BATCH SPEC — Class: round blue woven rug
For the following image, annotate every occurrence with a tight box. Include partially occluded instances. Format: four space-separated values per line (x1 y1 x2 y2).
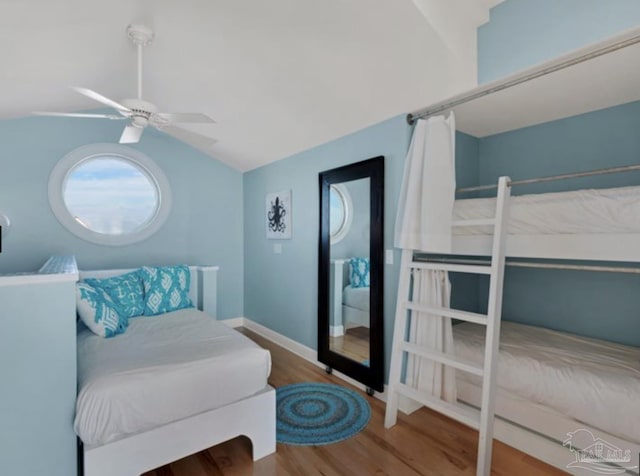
276 382 371 446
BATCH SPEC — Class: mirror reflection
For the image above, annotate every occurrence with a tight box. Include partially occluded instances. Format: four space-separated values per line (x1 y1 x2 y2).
329 179 370 366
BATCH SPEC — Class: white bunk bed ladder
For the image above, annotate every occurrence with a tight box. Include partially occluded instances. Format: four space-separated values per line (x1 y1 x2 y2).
384 176 511 476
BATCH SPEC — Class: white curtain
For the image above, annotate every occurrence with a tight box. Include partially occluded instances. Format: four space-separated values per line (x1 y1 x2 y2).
405 269 456 403
394 113 457 403
394 114 456 253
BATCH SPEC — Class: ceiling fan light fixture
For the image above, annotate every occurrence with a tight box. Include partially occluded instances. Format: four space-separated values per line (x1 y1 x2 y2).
33 23 217 148
126 24 154 47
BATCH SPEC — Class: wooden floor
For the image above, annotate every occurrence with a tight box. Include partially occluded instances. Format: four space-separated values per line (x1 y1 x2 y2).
143 328 568 476
329 326 370 363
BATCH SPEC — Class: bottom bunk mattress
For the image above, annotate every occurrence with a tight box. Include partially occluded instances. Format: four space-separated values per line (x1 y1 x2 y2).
75 308 271 446
452 321 640 443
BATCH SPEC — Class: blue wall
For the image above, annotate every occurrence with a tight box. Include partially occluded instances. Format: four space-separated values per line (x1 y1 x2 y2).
478 0 640 83
476 101 640 347
243 116 410 376
476 0 640 347
0 116 244 319
243 116 479 379
0 280 77 476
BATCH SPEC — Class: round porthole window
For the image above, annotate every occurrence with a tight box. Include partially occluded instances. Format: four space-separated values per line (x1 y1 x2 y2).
49 144 171 246
329 184 353 244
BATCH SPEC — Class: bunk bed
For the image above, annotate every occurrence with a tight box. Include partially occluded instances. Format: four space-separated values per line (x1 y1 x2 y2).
386 26 640 476
447 175 640 473
410 171 640 476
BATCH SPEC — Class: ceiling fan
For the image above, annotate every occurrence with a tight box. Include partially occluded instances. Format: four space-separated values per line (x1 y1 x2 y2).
34 24 217 149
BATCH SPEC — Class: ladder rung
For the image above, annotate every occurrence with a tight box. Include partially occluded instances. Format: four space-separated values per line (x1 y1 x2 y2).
452 218 495 227
395 383 480 430
404 302 488 326
399 342 484 376
411 261 492 275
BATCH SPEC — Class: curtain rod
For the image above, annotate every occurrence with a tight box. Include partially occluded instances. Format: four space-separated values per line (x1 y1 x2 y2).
456 163 640 193
407 28 640 125
415 257 640 275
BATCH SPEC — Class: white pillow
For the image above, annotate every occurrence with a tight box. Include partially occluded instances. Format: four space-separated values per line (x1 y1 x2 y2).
76 282 128 338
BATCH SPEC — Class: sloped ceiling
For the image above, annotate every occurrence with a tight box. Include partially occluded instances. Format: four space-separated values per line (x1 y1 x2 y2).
1 0 496 171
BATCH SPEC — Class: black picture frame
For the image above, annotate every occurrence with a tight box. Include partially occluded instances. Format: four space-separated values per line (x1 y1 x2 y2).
318 156 384 392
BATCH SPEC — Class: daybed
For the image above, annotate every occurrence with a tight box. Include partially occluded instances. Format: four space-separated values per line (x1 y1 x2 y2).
330 258 370 336
76 265 275 476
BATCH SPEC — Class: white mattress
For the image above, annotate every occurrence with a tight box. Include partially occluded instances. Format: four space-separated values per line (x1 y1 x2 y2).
75 309 271 446
454 185 640 235
342 285 369 312
453 321 640 443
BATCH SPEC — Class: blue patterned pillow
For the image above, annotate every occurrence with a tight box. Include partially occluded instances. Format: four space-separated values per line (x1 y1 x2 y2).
85 270 145 318
76 283 128 338
349 257 370 288
140 265 193 316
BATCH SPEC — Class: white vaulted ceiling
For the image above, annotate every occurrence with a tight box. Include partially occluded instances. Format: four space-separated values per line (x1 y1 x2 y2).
1 0 499 171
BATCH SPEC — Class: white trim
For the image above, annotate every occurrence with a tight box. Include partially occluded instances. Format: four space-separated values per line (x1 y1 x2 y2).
0 255 79 287
241 318 393 402
458 380 640 474
83 386 276 476
220 317 245 328
240 318 453 412
447 232 640 263
242 318 317 363
0 273 78 287
48 143 172 246
329 325 344 337
329 184 353 245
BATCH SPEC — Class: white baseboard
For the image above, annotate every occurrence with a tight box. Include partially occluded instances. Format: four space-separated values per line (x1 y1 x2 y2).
219 317 245 328
329 325 344 337
241 318 317 363
238 317 395 404
231 317 420 414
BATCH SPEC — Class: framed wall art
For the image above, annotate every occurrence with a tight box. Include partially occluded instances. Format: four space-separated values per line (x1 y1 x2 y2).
266 190 292 239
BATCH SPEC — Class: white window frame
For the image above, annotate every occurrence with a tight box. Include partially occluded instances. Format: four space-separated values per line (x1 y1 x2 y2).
48 143 172 246
330 184 353 245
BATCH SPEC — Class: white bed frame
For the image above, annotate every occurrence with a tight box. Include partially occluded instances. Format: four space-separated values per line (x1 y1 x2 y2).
450 232 640 262
457 380 640 475
431 192 640 474
77 265 276 476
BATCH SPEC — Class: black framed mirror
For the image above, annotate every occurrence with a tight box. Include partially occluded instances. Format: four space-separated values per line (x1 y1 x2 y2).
318 156 384 393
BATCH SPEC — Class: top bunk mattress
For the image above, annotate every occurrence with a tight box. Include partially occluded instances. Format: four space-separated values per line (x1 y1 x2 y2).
453 185 640 235
453 321 640 443
75 308 271 446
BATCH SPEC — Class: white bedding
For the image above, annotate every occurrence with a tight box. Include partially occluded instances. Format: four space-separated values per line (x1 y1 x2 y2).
454 185 640 235
75 309 271 446
342 285 369 312
453 321 640 443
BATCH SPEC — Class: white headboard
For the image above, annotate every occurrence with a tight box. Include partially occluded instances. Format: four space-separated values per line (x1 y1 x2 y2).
78 265 219 318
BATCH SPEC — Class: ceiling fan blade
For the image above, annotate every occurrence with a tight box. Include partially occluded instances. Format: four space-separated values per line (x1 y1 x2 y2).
73 87 131 114
158 125 217 150
155 112 216 124
33 112 126 120
119 125 144 144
